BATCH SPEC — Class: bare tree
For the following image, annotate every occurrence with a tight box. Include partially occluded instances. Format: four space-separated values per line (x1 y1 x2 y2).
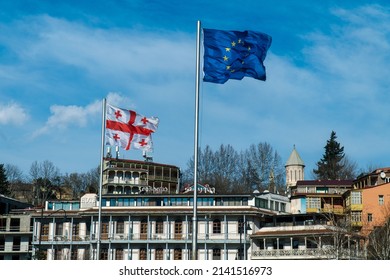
182 142 284 194
366 202 390 259
367 218 390 259
311 213 365 259
243 142 284 193
29 160 60 206
4 164 24 197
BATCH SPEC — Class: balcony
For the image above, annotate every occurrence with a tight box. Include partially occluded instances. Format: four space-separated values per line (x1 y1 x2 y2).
251 248 361 260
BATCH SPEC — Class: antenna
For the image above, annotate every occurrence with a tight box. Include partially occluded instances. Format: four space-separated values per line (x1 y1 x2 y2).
143 150 153 162
106 146 112 158
115 146 119 159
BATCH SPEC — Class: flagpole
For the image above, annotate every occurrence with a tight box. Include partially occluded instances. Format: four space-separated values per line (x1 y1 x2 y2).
97 98 106 260
192 20 201 260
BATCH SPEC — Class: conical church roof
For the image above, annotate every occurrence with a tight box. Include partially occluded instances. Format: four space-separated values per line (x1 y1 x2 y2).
285 145 305 167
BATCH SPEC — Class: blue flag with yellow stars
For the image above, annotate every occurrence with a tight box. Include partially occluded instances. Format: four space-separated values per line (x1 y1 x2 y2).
203 28 272 84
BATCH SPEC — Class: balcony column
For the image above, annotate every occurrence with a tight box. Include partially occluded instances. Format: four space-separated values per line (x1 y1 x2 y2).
224 214 227 260
290 237 293 250
147 215 150 260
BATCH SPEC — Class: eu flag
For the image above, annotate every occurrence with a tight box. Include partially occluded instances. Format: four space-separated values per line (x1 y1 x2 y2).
203 29 272 84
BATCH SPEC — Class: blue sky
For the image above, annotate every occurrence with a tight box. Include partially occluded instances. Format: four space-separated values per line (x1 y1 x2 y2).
1 0 390 179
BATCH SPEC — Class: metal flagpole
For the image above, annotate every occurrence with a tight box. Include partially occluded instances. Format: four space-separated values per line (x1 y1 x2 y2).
192 20 201 260
97 98 107 260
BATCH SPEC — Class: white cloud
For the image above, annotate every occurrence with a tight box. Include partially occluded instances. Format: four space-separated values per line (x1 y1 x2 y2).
32 92 135 138
0 102 29 125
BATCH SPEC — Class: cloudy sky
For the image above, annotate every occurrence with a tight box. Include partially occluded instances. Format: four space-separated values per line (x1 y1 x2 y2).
1 0 390 179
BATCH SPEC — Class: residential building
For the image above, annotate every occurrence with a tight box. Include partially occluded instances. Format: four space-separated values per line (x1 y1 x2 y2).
345 168 390 236
251 213 365 260
29 158 275 260
290 179 353 215
0 195 33 260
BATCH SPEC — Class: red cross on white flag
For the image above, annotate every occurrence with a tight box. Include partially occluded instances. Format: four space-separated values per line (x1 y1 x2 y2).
105 103 159 151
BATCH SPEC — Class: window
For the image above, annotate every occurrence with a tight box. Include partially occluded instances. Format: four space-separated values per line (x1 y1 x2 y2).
115 249 123 260
41 223 49 241
213 219 221 234
351 212 362 222
368 213 373 222
213 248 221 260
0 218 6 231
256 198 268 209
351 192 362 204
72 223 80 240
280 203 286 212
101 222 109 240
55 249 63 260
379 195 384 205
155 248 164 260
10 218 20 232
155 219 164 234
139 248 147 260
174 248 182 260
174 220 182 240
140 220 148 240
0 237 5 251
71 249 78 260
307 197 321 209
100 249 109 260
116 219 125 234
12 236 21 251
55 222 63 237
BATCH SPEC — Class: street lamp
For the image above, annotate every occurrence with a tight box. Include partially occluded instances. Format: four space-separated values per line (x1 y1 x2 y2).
239 219 252 260
36 208 67 260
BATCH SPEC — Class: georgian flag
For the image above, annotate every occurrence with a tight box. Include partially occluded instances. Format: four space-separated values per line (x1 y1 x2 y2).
105 103 159 151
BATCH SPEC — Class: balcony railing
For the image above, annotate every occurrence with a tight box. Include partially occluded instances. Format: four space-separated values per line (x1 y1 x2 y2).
34 233 251 243
252 248 361 260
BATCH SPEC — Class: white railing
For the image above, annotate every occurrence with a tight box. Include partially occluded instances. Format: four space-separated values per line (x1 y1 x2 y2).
252 248 361 260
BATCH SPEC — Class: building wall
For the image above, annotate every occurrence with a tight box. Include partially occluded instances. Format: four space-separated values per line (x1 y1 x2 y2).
361 182 390 235
31 207 257 260
0 214 32 260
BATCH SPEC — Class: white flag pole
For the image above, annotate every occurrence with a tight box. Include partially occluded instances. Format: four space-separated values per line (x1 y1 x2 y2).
192 20 202 260
97 98 107 260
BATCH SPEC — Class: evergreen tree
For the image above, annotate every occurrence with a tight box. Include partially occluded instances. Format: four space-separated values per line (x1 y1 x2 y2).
313 131 346 180
0 164 10 196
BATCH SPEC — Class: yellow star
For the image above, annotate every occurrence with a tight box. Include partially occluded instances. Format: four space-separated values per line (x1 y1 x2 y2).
231 41 236 47
225 47 231 52
238 38 242 44
223 55 229 61
226 65 231 70
248 46 251 51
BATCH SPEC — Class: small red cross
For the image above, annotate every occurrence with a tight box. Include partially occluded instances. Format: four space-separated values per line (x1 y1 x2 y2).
113 133 120 141
138 138 148 146
141 117 148 125
114 110 122 119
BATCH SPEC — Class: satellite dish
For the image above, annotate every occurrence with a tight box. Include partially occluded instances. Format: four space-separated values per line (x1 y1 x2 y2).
380 171 386 179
